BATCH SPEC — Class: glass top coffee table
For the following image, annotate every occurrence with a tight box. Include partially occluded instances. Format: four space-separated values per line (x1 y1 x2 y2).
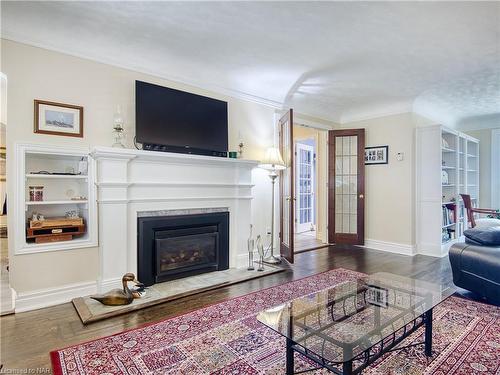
256 272 454 375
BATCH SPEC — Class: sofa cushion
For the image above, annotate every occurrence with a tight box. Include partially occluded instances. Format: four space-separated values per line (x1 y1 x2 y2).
464 226 500 246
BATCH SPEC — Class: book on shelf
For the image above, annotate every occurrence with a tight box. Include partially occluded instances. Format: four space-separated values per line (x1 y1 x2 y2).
442 205 455 227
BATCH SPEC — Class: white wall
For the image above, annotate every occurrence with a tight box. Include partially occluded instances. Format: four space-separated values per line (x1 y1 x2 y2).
1 39 282 293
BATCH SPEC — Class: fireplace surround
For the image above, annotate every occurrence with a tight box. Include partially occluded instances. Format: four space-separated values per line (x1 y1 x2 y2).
91 146 258 292
138 212 229 286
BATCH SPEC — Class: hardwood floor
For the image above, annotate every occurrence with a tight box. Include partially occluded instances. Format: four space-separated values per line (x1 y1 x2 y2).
0 245 453 370
294 231 328 252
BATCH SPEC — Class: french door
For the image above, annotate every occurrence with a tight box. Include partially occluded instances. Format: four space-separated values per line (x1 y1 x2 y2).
279 109 294 263
295 143 314 233
328 129 365 245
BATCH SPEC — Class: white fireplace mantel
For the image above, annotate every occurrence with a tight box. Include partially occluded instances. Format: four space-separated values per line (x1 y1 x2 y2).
91 147 259 291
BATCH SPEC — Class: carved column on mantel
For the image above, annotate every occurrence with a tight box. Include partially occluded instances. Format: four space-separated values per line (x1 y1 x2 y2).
91 149 136 291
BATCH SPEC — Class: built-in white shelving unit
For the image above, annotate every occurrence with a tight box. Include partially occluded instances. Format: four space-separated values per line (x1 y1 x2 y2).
416 125 479 257
14 143 97 254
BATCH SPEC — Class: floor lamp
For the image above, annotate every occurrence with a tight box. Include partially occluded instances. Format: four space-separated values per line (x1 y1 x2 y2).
259 147 286 264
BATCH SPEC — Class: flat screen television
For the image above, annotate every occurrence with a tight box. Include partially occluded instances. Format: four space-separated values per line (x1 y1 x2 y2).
136 80 228 157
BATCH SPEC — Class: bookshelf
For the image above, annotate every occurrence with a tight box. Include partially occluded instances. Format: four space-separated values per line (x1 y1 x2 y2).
416 125 479 257
14 143 97 254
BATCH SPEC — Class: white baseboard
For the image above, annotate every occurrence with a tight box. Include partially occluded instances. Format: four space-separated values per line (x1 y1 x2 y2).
416 243 450 258
363 239 417 256
15 281 97 313
98 277 123 292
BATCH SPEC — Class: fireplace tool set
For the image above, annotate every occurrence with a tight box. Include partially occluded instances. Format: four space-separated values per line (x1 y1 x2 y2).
247 224 266 272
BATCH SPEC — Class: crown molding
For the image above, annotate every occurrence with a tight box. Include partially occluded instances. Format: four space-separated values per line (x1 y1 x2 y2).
2 35 284 109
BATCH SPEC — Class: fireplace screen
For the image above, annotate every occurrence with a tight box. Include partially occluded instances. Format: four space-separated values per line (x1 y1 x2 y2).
156 232 218 273
138 212 229 286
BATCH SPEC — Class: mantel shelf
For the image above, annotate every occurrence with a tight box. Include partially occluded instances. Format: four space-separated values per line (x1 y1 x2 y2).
91 146 259 168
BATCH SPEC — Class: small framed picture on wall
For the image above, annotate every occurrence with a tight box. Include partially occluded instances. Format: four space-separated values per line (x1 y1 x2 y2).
365 145 388 165
34 100 83 138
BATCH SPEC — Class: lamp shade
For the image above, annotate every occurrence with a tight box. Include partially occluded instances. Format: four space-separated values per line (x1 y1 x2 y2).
260 147 286 170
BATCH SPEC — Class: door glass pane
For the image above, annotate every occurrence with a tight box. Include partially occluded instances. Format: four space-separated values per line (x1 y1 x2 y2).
336 137 342 155
343 137 350 155
334 135 359 236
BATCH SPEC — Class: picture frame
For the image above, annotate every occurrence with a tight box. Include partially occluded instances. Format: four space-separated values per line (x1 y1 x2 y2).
365 145 388 165
34 100 83 138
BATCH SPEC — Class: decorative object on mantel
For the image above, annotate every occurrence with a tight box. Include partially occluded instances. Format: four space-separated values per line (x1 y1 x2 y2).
34 99 83 138
112 105 126 148
90 273 144 306
247 224 255 271
365 145 389 165
256 234 265 271
259 147 286 264
238 130 244 158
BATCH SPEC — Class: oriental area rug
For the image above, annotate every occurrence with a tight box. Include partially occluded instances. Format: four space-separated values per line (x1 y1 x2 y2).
51 268 500 375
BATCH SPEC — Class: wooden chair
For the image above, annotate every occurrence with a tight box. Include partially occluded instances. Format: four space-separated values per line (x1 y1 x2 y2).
460 194 500 228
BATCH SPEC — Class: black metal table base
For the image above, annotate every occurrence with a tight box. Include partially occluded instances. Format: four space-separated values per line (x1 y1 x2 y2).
285 309 433 375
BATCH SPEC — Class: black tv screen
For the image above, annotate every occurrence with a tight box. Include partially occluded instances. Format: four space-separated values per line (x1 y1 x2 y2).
135 81 228 154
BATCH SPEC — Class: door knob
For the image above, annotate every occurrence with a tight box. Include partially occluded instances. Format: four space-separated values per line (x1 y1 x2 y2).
359 194 364 199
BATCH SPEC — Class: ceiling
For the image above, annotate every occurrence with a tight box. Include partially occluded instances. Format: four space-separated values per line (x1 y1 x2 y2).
2 1 499 125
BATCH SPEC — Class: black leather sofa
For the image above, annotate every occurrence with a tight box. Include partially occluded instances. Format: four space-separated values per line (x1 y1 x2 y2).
449 242 500 305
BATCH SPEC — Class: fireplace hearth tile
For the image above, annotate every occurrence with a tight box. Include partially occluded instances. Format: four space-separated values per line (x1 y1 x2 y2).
72 265 286 324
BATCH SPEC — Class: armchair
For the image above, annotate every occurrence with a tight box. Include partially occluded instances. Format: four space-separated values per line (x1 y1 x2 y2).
460 194 500 228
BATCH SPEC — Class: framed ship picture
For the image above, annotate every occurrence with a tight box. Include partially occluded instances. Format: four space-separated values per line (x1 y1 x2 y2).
34 100 83 138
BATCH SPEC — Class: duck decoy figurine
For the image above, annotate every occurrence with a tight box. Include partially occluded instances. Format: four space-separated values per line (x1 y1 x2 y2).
90 273 142 306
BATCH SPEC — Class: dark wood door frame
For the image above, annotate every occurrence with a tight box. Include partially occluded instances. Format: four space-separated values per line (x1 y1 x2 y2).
328 129 365 245
279 109 294 263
